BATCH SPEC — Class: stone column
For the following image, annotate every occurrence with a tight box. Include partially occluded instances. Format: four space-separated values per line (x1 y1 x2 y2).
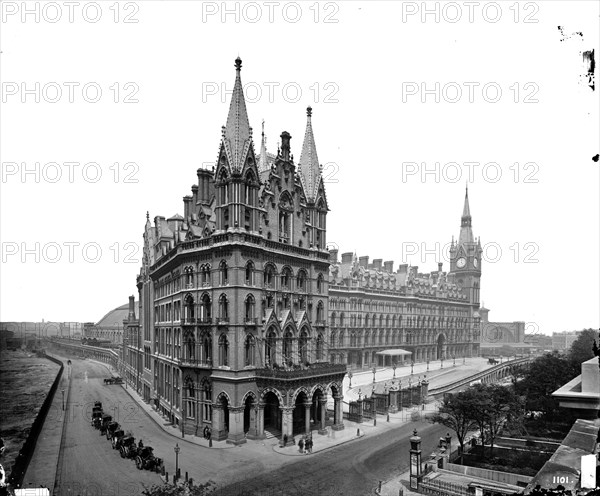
226 406 246 445
318 398 328 434
251 402 266 439
212 404 227 441
303 402 312 434
280 406 295 446
332 395 344 431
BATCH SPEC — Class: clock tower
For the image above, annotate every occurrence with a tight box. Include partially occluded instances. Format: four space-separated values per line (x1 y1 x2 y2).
449 186 482 305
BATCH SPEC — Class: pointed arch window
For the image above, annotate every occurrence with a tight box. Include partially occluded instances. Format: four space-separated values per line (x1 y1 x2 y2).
200 264 211 286
218 294 229 322
219 260 228 285
245 261 254 286
264 264 275 289
245 294 255 322
316 301 324 323
265 328 277 366
244 334 255 366
202 379 212 421
316 333 324 361
200 331 212 364
184 294 195 323
316 273 324 293
218 334 229 366
281 267 292 291
296 270 307 292
184 376 195 420
184 266 194 289
330 331 337 348
299 329 309 364
283 329 294 365
200 294 211 323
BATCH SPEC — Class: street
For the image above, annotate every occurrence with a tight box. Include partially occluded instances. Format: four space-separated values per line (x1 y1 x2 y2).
51 354 449 495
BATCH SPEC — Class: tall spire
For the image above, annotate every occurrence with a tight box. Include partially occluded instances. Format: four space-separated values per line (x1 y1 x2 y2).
223 57 252 172
258 119 270 172
298 106 321 201
458 185 474 245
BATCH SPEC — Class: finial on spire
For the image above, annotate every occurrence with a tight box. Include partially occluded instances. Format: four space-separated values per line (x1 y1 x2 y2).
235 56 242 71
262 119 265 137
307 106 312 117
146 211 149 220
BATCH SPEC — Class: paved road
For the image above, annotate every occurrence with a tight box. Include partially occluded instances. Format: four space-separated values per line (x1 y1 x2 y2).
52 354 451 495
214 421 449 496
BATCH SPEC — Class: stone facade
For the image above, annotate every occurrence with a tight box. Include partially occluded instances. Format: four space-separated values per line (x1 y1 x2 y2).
123 58 344 445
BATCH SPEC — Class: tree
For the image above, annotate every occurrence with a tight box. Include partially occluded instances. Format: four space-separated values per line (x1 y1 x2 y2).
483 384 523 457
568 328 598 367
430 389 480 463
514 353 578 421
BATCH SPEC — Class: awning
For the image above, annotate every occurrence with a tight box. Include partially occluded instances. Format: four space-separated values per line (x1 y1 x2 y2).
375 349 412 356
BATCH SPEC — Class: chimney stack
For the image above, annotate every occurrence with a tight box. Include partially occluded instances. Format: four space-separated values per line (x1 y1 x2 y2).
329 248 339 264
359 256 369 268
280 131 292 162
341 252 353 264
373 259 383 270
438 262 443 272
128 295 136 321
384 260 394 272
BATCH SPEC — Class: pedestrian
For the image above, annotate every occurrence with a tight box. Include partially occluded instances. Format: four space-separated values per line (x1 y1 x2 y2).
307 437 312 453
207 428 211 441
298 437 304 453
203 426 208 439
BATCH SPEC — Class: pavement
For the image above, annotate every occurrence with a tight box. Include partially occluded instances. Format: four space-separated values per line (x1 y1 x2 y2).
20 353 69 494
21 351 514 494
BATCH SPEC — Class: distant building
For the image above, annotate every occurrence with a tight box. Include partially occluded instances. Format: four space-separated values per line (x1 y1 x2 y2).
552 331 583 351
478 306 535 355
82 303 134 344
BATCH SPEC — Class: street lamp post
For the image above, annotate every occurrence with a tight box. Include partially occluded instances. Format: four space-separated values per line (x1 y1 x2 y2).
453 355 456 367
445 432 452 457
372 366 376 384
426 359 429 372
61 389 65 411
441 356 444 369
410 361 414 376
348 371 353 389
174 443 181 482
392 362 397 378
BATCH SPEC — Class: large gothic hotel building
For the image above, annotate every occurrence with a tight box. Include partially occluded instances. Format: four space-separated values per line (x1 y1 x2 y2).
122 58 482 445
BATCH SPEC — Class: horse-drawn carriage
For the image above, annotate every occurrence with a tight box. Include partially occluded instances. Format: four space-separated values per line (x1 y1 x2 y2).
105 421 120 440
111 429 125 449
91 407 103 428
99 414 113 435
135 446 163 472
119 436 137 458
104 377 124 385
488 357 499 365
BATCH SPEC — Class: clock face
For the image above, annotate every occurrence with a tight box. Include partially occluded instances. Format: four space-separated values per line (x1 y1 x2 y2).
474 258 478 268
456 257 466 268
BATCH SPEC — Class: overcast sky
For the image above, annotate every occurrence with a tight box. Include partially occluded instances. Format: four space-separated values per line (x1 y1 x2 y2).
1 1 598 336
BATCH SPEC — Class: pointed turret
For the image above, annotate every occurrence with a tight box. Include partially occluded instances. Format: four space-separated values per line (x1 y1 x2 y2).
298 106 321 201
223 57 252 172
458 184 474 245
258 119 270 172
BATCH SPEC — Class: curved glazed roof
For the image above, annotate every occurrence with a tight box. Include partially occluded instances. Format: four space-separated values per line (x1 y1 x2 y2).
96 301 136 328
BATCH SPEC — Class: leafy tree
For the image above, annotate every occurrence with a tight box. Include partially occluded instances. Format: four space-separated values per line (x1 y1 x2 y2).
430 388 481 462
514 353 578 421
142 480 215 496
568 328 599 368
483 384 523 457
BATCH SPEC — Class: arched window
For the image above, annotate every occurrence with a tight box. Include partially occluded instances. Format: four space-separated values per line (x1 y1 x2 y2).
339 312 345 327
339 330 345 347
316 333 324 361
185 266 194 289
330 331 337 349
200 264 211 286
299 328 309 364
245 294 255 322
184 376 195 420
184 294 195 323
202 379 212 421
218 294 229 322
278 192 292 243
296 270 307 292
218 334 229 366
330 311 336 327
184 330 196 363
316 301 324 323
264 264 275 289
200 294 211 322
265 328 277 366
281 267 292 291
283 329 294 365
200 331 212 364
244 334 255 366
245 261 254 285
316 274 324 293
219 260 228 285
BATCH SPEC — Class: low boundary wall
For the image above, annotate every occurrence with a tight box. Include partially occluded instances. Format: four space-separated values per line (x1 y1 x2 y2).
8 353 64 488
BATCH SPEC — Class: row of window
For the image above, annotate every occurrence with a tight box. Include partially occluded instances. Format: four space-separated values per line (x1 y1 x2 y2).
156 262 326 299
329 312 469 329
329 298 470 318
329 329 469 348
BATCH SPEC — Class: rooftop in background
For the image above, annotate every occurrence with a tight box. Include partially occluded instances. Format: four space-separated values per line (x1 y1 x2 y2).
95 302 137 328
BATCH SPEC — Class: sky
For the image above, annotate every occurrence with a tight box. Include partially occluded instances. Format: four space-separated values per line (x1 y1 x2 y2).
1 1 599 337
